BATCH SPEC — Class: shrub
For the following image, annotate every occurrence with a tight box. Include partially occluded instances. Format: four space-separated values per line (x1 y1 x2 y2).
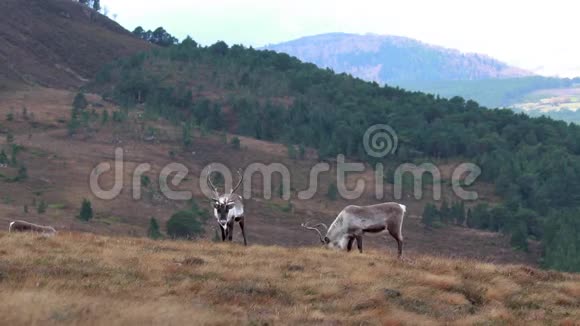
166 210 203 239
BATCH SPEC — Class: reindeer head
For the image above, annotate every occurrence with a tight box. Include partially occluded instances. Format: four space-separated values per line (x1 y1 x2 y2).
302 221 351 250
302 222 331 246
208 170 243 230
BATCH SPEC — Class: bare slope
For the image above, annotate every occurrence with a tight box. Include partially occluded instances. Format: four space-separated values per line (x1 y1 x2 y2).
0 0 151 90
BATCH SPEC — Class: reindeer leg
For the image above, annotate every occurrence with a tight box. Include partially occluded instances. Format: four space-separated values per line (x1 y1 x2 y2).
239 218 247 246
356 235 363 253
397 237 403 259
220 226 226 241
347 236 355 252
228 222 234 242
388 229 403 258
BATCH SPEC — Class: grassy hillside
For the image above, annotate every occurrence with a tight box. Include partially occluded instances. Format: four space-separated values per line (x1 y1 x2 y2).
0 87 538 266
91 40 580 272
0 232 578 325
0 0 151 90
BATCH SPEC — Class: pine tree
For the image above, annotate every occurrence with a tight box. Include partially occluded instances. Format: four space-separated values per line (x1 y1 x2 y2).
147 217 162 239
422 203 440 228
0 150 7 165
450 201 466 226
287 144 297 159
73 92 88 111
37 200 47 214
78 198 93 221
327 183 338 201
440 200 450 224
466 208 473 228
92 0 101 11
231 136 241 150
298 144 306 160
510 221 529 252
16 165 27 181
101 110 109 124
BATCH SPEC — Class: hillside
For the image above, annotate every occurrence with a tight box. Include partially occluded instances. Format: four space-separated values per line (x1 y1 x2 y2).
263 33 533 83
88 40 580 272
264 33 580 117
0 87 538 266
0 232 578 325
0 0 151 90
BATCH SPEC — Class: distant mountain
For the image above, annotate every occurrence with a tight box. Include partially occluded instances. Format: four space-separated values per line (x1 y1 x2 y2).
263 33 533 83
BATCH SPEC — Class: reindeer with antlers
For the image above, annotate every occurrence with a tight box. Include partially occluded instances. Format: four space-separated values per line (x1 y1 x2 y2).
302 202 406 258
207 170 247 245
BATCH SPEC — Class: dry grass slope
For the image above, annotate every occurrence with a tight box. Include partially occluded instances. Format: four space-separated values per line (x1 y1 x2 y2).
0 232 578 325
0 0 151 90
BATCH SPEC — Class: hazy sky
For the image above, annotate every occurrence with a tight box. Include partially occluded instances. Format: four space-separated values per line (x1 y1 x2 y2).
101 0 579 77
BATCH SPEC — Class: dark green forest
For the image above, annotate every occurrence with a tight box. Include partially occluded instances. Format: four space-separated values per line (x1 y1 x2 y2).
92 38 580 272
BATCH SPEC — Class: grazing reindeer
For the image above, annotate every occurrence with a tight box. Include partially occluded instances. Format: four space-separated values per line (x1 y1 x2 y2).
208 170 247 245
302 202 406 258
9 220 57 236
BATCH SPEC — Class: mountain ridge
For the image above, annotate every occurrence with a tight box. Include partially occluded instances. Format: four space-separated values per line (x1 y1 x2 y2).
263 32 534 83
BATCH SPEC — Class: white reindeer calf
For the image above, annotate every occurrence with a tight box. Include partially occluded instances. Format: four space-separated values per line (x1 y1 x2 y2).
303 202 406 258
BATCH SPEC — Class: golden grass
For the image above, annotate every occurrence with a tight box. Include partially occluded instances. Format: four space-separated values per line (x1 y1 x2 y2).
0 232 578 325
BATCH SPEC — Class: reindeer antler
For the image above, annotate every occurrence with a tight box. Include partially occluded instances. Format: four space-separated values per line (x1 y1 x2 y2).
229 169 243 196
301 222 327 244
207 167 220 200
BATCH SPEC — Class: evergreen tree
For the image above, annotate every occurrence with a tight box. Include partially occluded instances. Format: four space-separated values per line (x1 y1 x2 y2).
543 209 580 272
147 217 162 239
298 144 306 160
327 183 338 201
101 110 109 124
182 123 192 149
439 200 450 224
287 144 297 159
16 165 27 181
78 199 93 221
422 203 439 228
465 208 473 228
0 150 7 165
230 136 241 150
453 201 466 226
37 200 47 214
73 92 88 111
510 221 529 252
